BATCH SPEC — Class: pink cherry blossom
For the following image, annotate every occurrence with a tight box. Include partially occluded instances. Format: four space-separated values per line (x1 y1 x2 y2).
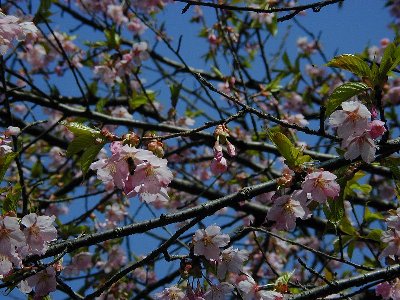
0 13 38 55
193 225 230 261
156 285 186 300
329 100 371 139
107 5 128 25
217 247 249 279
210 143 228 175
376 282 391 299
125 155 173 196
238 275 283 300
301 171 340 203
369 119 386 139
26 266 57 298
379 230 400 259
0 216 25 256
343 131 376 163
21 213 57 255
267 192 307 231
64 252 93 276
204 282 234 300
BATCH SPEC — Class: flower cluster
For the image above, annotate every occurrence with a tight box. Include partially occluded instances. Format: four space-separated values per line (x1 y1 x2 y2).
0 213 57 297
379 208 400 259
0 126 20 155
0 12 38 55
376 279 400 300
329 100 386 163
267 170 339 231
90 141 173 204
210 125 236 175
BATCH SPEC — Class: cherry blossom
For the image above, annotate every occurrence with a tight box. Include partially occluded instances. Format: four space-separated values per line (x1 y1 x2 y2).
210 143 228 175
379 230 400 259
156 285 186 300
217 247 249 279
193 225 230 261
329 100 371 139
21 213 57 255
301 170 340 203
342 131 376 163
204 282 234 300
238 275 283 300
0 13 38 55
25 266 57 299
267 191 308 231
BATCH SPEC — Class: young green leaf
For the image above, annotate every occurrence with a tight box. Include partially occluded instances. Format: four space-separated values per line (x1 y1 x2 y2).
79 144 105 174
327 54 371 79
325 82 370 117
378 42 400 81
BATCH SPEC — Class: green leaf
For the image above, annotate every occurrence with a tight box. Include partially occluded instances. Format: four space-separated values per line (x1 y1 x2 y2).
3 183 21 214
339 216 358 236
0 152 17 182
364 229 383 242
325 82 370 117
364 207 385 223
327 54 371 79
324 197 344 224
96 98 107 113
268 132 311 169
79 144 105 174
61 121 100 137
67 135 99 157
169 83 182 108
378 43 400 80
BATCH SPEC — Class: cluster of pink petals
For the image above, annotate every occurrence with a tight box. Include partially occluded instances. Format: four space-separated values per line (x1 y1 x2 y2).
267 191 309 231
210 143 228 175
217 247 249 279
155 285 186 300
329 100 386 163
0 214 57 277
237 275 284 300
20 266 57 299
0 126 19 155
0 13 38 55
90 142 173 203
380 209 400 260
63 252 93 276
301 170 340 203
376 279 400 300
192 225 230 261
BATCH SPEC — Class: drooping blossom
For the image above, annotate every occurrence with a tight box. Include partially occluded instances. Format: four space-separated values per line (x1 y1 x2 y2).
204 282 234 300
25 266 57 298
217 247 249 279
193 225 230 261
210 143 228 175
21 213 57 255
301 171 340 203
267 192 308 231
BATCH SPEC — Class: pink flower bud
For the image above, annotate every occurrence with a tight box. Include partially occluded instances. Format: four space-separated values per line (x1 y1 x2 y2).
369 120 386 139
210 156 227 175
226 141 236 157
